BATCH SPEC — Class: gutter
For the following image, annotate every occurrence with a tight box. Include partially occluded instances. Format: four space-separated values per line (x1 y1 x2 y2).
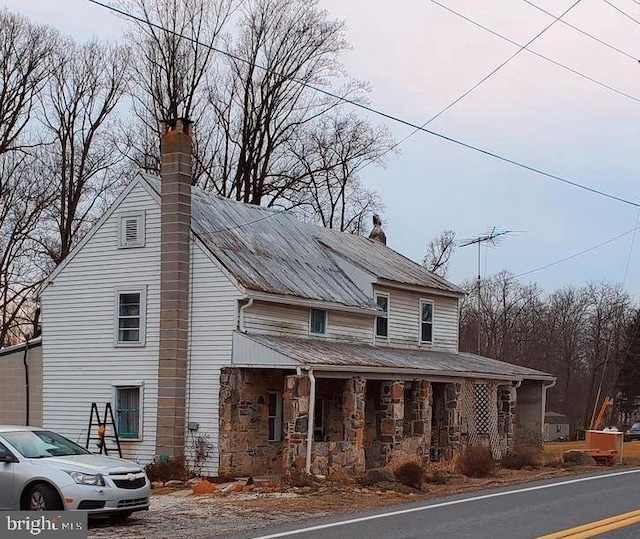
541 378 558 437
245 291 380 316
305 369 316 475
231 362 549 383
22 338 30 426
238 298 254 333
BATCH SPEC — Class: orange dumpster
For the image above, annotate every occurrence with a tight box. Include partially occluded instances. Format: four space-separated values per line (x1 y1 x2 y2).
585 430 623 464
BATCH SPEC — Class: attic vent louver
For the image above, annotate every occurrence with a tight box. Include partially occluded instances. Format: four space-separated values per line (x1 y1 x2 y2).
119 213 145 248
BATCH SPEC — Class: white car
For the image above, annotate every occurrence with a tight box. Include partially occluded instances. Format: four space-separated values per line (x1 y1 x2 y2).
0 425 150 519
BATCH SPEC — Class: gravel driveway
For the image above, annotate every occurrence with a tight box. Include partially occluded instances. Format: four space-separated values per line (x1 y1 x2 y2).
88 491 322 539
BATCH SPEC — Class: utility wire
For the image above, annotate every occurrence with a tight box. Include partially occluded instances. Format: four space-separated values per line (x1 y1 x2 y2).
590 208 640 429
89 0 640 209
426 0 640 105
370 0 583 170
602 0 640 25
522 0 639 62
515 226 639 277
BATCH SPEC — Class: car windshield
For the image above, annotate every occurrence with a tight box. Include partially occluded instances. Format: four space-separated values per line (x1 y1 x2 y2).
1 430 90 458
630 423 640 431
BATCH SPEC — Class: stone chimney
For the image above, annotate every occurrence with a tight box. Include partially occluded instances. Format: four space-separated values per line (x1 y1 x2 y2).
156 118 191 458
368 214 387 245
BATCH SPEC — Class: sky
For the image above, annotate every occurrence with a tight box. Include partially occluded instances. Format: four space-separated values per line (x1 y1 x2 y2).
6 0 640 298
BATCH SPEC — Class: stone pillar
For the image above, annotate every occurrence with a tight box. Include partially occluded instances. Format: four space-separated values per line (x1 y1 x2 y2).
380 380 404 462
498 384 517 453
341 377 366 474
218 368 237 474
409 380 432 442
283 375 310 472
156 118 192 457
445 382 463 450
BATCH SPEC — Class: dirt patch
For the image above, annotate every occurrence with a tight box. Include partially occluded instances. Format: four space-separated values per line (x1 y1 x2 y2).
88 465 581 539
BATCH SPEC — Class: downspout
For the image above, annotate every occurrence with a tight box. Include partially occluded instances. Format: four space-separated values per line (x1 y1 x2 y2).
305 369 316 475
239 298 254 334
541 379 557 439
22 339 30 426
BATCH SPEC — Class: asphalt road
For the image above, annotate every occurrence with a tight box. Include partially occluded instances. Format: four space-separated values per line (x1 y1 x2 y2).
228 468 640 539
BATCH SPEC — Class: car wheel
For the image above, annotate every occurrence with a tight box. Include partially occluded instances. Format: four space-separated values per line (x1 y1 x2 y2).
28 483 63 511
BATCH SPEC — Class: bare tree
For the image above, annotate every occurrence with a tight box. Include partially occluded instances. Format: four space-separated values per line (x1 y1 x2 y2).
38 39 130 265
0 9 55 154
285 112 392 231
0 152 52 345
422 229 456 277
119 0 237 173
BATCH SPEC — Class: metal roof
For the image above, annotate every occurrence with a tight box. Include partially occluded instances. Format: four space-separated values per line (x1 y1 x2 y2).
234 332 555 381
0 337 42 358
316 229 465 295
142 175 463 307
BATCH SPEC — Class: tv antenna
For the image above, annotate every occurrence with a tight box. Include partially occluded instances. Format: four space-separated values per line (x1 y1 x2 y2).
459 227 515 354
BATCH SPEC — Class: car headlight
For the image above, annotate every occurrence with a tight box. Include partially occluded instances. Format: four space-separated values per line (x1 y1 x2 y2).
65 471 105 486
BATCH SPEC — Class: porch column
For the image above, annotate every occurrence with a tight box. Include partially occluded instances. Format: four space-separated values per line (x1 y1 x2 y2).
498 384 517 452
409 380 432 457
445 382 463 450
380 380 404 463
341 377 366 474
283 374 310 473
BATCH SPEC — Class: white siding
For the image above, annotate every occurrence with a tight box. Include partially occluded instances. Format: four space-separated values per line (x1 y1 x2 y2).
185 241 243 476
377 286 459 352
41 183 160 464
243 301 373 344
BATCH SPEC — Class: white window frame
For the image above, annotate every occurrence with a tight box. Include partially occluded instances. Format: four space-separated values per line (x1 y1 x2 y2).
267 391 283 442
419 299 434 344
374 292 390 343
114 287 147 347
118 212 145 248
112 382 144 441
309 308 327 335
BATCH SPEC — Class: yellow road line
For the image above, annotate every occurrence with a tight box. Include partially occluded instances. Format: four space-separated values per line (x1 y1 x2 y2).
537 509 640 538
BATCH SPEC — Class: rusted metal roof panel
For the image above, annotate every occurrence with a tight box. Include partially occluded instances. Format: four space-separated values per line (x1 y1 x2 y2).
315 229 464 295
143 174 463 306
236 333 554 381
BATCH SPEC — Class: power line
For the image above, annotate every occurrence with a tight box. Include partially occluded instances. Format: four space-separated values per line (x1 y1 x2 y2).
515 226 639 277
88 0 640 209
602 0 640 25
373 0 583 169
426 0 640 105
522 0 639 62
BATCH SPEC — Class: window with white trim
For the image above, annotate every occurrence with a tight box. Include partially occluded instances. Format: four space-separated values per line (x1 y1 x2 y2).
116 289 146 345
118 212 145 248
268 391 283 442
115 385 142 439
375 292 389 340
310 309 327 335
420 299 434 343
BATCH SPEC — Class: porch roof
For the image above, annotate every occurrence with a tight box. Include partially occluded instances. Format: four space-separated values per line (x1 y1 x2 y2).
232 332 555 382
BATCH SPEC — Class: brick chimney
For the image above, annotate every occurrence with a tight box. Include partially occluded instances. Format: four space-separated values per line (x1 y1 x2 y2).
368 214 387 245
156 118 191 458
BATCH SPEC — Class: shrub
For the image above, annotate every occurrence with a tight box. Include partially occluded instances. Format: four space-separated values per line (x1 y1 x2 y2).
424 469 449 485
146 455 188 483
393 461 424 488
500 447 541 470
457 445 495 478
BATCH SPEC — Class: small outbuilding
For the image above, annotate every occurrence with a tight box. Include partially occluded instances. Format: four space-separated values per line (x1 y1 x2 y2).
544 411 570 441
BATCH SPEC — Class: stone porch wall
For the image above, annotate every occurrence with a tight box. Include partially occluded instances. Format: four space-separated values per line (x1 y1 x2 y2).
218 368 286 476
